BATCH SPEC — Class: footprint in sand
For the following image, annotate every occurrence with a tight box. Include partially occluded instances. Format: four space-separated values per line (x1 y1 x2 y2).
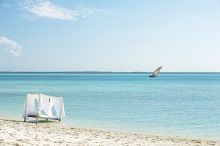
206 141 216 145
191 139 201 144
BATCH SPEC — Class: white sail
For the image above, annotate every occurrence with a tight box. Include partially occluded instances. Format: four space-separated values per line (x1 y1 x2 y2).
151 66 162 77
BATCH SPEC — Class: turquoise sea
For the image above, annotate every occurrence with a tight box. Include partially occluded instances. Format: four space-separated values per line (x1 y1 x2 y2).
0 72 220 139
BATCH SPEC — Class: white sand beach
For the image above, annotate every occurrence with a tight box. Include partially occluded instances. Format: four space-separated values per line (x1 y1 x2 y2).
0 119 219 146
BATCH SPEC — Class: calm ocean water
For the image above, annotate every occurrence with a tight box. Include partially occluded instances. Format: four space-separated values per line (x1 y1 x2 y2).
0 72 219 138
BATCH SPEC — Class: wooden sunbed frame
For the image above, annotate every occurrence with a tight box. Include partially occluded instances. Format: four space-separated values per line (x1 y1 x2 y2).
24 113 61 123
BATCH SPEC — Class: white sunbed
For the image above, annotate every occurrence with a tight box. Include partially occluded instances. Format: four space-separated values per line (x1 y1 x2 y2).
23 93 65 123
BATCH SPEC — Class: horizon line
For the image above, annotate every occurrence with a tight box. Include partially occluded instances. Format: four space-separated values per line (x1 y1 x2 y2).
0 71 220 74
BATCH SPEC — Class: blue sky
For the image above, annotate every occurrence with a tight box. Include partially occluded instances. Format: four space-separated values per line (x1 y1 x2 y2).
0 0 220 72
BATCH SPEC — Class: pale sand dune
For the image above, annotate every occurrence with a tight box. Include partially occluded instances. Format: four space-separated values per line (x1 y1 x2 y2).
0 119 219 146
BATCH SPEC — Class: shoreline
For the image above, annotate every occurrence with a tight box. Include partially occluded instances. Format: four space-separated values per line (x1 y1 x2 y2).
2 114 219 141
63 121 220 142
0 119 219 146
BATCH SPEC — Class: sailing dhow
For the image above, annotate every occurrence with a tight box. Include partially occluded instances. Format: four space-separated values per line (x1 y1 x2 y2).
149 66 162 77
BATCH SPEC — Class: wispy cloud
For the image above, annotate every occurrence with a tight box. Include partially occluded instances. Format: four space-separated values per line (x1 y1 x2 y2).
0 36 22 56
20 0 106 20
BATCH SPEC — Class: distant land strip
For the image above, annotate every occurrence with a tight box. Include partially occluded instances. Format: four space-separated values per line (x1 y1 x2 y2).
0 71 219 74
